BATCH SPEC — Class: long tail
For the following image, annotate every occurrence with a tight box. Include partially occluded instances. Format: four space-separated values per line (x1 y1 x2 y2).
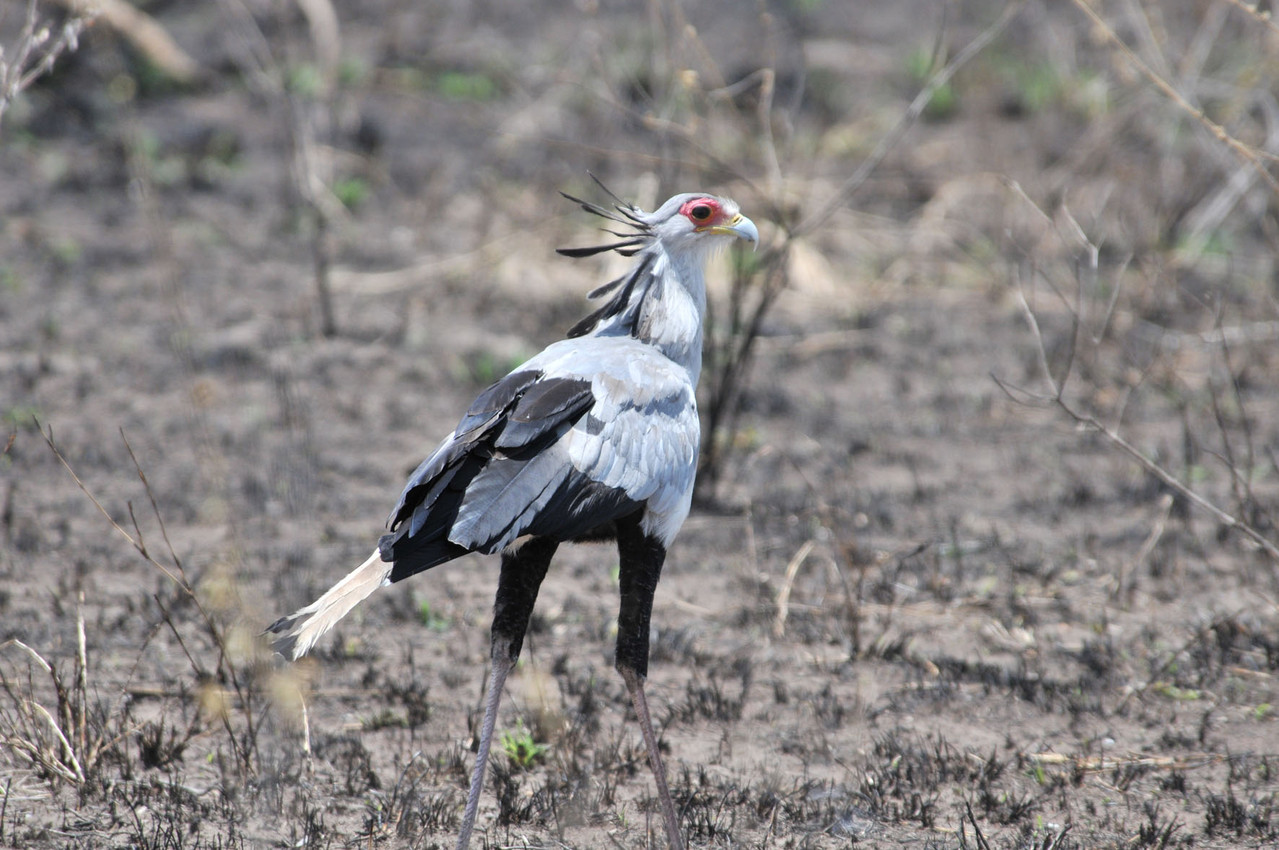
266 550 391 660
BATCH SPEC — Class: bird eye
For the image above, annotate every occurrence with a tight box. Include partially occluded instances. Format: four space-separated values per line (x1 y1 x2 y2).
679 197 721 224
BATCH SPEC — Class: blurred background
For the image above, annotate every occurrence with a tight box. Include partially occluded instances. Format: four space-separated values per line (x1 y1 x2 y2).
2 1 1278 847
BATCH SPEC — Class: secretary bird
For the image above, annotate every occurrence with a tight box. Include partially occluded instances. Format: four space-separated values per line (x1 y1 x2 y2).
267 185 758 850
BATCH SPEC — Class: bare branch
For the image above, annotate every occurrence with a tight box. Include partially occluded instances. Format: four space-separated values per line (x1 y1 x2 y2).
1001 167 1279 565
121 429 186 575
1069 0 1279 194
39 424 190 591
0 0 94 127
794 0 1027 238
1220 0 1279 38
1052 378 1279 562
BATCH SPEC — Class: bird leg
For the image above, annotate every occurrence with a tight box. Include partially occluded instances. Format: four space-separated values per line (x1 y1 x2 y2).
619 665 683 850
456 643 512 850
456 536 558 850
615 519 683 850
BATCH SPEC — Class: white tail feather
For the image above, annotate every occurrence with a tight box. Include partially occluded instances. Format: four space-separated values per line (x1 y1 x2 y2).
267 550 391 660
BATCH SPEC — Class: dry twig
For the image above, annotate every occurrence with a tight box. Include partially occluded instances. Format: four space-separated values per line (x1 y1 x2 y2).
0 0 94 126
1220 0 1279 38
794 0 1027 239
39 425 267 775
1068 0 1279 193
995 288 1279 564
52 0 199 83
995 176 1279 566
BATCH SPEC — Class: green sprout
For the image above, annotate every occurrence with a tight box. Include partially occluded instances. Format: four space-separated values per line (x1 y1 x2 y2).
500 719 548 770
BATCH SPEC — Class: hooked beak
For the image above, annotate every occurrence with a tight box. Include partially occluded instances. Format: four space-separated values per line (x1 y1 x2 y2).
700 214 759 248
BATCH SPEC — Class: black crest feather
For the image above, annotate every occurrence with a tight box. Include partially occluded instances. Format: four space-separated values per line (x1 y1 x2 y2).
557 175 652 259
559 177 663 339
566 254 656 339
557 239 646 259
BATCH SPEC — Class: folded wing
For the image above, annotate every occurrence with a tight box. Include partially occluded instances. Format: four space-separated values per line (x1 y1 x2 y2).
379 341 699 583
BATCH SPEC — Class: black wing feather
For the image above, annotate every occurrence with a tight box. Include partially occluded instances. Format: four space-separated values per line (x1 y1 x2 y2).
384 369 541 533
379 373 597 582
523 470 640 542
495 379 594 449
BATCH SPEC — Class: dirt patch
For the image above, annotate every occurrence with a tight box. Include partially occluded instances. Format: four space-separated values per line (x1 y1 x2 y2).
2 1 1278 848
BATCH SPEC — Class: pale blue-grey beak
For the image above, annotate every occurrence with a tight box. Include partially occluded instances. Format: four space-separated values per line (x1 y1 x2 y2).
703 213 758 248
729 214 758 247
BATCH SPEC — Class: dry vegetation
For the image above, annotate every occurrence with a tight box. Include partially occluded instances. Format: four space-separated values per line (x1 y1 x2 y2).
2 0 1278 848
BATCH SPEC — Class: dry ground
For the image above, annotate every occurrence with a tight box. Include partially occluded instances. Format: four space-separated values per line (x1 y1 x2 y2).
2 1 1278 848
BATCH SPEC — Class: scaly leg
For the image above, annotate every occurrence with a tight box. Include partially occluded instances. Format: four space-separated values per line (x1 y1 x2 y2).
620 665 683 850
614 517 683 850
456 649 513 850
455 536 557 850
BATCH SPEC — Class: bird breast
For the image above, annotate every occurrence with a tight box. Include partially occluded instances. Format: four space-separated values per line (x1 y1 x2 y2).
538 341 700 549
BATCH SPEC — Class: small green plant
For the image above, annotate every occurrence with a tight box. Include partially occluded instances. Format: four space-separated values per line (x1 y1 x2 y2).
48 234 82 265
1029 761 1047 785
906 46 957 119
363 708 408 731
1152 682 1201 702
3 404 43 430
333 176 370 210
991 56 1064 114
417 599 449 631
500 719 548 770
286 62 325 97
435 71 497 102
1015 62 1061 113
465 350 529 386
337 56 369 88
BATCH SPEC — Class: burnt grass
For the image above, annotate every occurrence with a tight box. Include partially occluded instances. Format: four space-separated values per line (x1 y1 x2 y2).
2 0 1279 848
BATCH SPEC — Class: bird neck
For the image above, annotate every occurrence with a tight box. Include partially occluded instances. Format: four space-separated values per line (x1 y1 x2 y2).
594 245 707 384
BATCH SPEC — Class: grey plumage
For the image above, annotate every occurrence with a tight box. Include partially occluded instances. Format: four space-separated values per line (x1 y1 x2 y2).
376 336 701 580
267 187 758 850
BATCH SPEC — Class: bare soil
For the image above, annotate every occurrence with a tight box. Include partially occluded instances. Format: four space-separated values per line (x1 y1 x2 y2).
2 1 1278 848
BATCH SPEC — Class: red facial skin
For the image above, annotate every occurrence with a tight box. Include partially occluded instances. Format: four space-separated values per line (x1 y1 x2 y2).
678 197 725 227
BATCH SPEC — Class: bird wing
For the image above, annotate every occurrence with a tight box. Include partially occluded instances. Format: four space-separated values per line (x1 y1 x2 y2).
379 338 699 582
508 338 699 547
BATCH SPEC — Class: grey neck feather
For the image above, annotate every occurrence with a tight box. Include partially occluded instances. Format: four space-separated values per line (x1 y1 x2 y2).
587 240 708 384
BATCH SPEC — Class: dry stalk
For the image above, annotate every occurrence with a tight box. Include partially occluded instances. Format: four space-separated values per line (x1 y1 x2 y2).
1220 0 1279 37
1068 0 1279 193
50 0 199 83
793 0 1027 239
996 176 1279 566
0 640 81 784
1028 751 1218 774
216 0 344 337
696 1 1023 495
39 425 267 775
0 0 94 126
0 601 135 787
1118 493 1175 599
41 425 187 589
997 287 1279 565
772 539 815 638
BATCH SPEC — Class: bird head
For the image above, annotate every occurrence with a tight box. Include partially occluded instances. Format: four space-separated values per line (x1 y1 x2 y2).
558 185 758 261
640 193 759 254
559 184 759 341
